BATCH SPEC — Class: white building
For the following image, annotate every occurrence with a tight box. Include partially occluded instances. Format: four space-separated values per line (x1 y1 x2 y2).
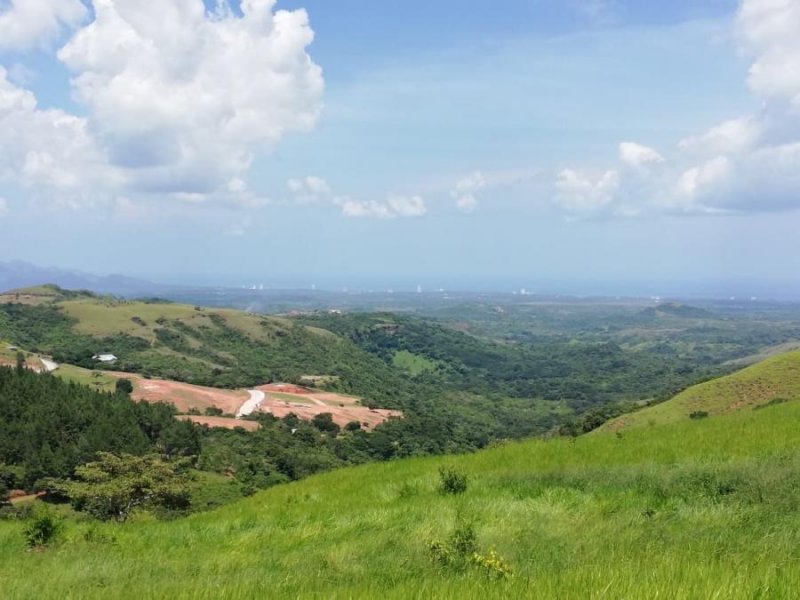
92 353 118 363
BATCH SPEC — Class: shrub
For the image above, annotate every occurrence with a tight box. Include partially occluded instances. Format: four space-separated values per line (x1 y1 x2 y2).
429 519 477 571
115 378 134 395
23 507 62 549
428 519 512 579
438 467 468 495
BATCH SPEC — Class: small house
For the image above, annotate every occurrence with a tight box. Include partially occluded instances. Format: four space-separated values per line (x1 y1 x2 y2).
92 353 118 363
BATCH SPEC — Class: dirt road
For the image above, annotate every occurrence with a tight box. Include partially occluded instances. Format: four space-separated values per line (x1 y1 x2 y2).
236 390 265 418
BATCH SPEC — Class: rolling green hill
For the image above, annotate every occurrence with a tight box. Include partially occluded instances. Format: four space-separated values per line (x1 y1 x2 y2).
2 394 799 598
602 349 800 432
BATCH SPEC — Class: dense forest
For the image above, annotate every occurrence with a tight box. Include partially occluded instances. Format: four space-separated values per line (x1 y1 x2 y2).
0 365 511 507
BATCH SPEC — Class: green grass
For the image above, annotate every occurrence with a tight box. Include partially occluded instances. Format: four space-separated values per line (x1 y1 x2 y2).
267 391 316 404
3 398 800 598
54 363 119 392
392 349 438 375
602 349 800 432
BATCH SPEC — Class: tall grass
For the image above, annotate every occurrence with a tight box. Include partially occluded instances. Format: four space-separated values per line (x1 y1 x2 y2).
2 400 800 598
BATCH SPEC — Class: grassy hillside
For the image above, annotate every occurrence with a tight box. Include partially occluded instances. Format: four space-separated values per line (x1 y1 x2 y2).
2 399 800 598
0 289 414 404
603 349 800 432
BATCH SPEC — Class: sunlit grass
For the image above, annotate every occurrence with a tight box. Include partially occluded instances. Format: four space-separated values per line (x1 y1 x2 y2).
3 399 800 598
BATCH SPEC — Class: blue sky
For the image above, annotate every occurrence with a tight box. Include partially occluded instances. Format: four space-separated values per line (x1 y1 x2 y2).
0 0 798 296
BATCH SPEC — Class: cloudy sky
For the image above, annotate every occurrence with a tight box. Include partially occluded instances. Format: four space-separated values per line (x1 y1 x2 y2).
0 0 798 295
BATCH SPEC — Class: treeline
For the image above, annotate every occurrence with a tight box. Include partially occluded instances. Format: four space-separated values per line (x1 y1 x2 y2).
0 366 512 507
0 366 199 491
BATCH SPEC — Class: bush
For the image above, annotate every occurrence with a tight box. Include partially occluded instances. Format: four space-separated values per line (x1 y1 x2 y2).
429 519 477 571
115 378 134 395
23 507 62 549
438 467 468 495
428 518 512 579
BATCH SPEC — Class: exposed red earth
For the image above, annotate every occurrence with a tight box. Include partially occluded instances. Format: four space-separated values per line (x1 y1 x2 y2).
254 383 402 429
128 376 247 415
178 415 260 432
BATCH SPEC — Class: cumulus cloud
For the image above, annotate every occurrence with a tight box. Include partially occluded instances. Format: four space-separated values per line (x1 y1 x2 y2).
0 66 118 193
0 0 87 51
53 0 323 195
555 169 619 215
678 117 762 156
619 142 663 167
287 176 332 203
286 176 426 219
336 195 426 219
737 0 800 109
554 0 800 217
0 0 323 212
450 171 486 212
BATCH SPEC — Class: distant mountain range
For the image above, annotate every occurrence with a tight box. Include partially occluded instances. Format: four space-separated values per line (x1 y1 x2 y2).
0 260 171 297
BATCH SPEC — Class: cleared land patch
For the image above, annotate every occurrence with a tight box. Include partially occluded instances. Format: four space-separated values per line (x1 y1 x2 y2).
131 377 247 415
178 415 260 432
254 382 401 429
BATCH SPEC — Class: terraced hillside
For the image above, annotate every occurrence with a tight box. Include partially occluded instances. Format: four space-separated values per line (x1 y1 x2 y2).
603 349 800 432
2 391 799 598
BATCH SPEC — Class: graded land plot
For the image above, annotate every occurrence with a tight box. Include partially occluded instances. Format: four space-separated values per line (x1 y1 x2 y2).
131 377 247 415
254 382 401 429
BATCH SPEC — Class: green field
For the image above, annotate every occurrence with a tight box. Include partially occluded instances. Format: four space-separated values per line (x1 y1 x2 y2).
2 392 800 598
603 349 800 432
392 349 438 375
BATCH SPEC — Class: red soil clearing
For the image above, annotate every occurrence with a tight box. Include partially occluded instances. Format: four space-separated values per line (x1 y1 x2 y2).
178 415 260 431
131 378 247 414
256 383 313 395
259 403 401 430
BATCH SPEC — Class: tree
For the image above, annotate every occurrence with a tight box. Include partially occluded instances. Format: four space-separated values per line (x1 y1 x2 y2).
311 412 340 435
54 453 190 522
115 378 134 395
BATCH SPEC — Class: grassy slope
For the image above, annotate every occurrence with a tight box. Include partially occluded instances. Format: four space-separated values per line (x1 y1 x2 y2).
602 349 800 432
2 399 800 598
58 299 324 342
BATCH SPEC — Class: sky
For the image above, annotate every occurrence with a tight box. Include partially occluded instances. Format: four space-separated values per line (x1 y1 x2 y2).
0 0 799 296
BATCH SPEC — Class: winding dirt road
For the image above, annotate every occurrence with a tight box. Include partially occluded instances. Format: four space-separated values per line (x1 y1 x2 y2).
236 390 265 418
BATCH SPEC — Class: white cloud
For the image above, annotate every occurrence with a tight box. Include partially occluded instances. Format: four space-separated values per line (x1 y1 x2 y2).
286 176 426 219
555 0 800 217
0 197 7 216
0 0 87 51
0 66 118 193
619 142 663 167
678 117 762 155
737 0 800 109
0 1 323 210
287 176 332 203
52 0 323 195
675 156 731 202
336 195 426 219
450 171 486 212
555 169 619 214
